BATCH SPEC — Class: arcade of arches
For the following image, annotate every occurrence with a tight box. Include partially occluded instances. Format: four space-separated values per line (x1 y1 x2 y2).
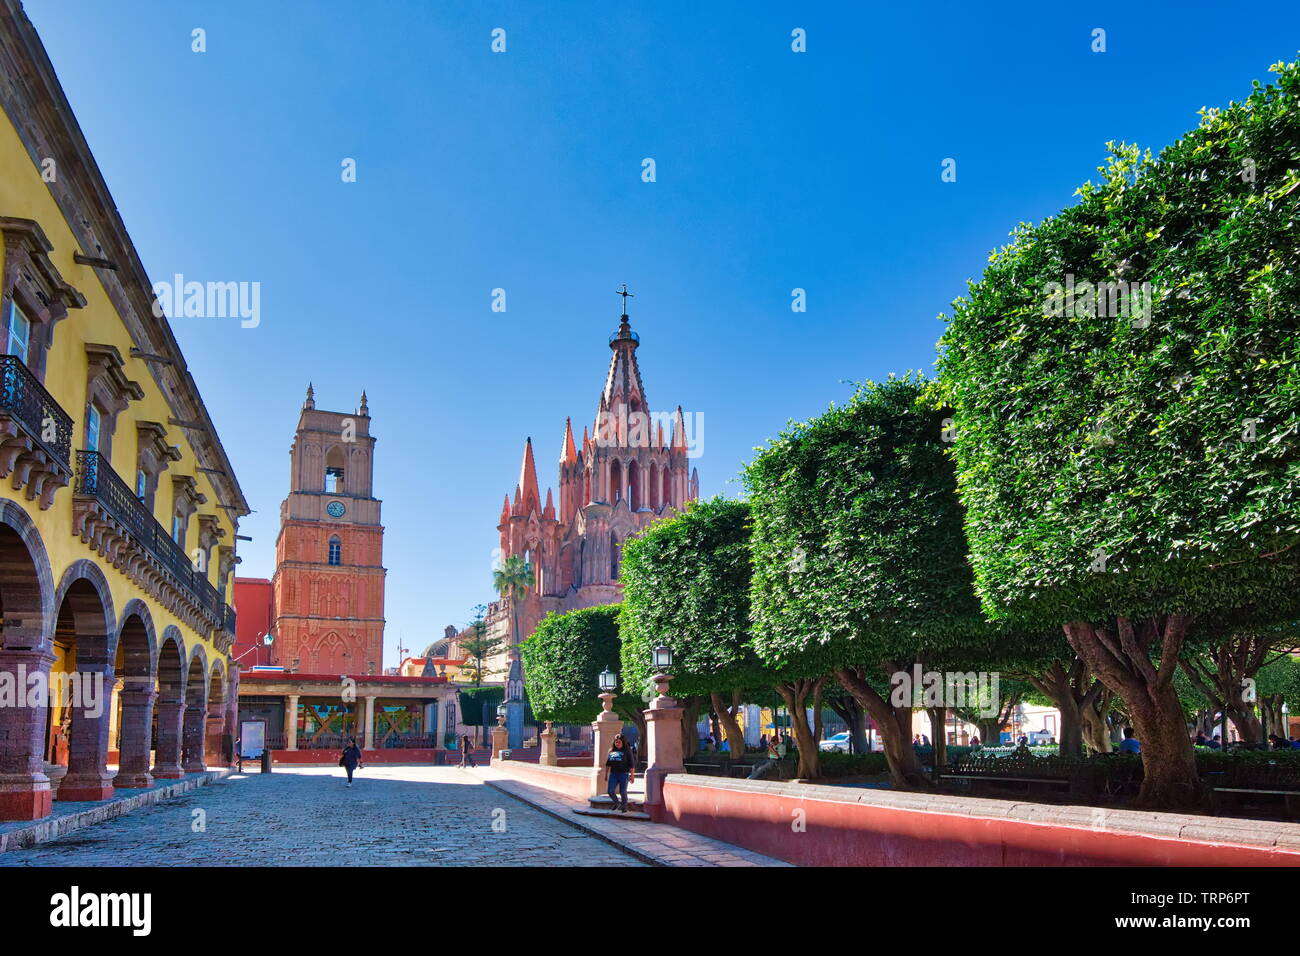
0 506 238 821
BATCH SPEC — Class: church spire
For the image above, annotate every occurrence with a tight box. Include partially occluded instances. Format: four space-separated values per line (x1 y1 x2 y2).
304 382 315 410
359 390 369 416
602 285 648 418
560 417 578 465
516 436 541 515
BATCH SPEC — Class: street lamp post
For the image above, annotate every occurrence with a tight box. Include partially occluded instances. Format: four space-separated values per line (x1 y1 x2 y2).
591 666 624 798
642 643 684 815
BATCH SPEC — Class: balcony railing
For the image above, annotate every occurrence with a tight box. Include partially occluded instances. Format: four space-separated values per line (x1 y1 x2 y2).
73 450 223 625
223 603 237 636
0 354 72 467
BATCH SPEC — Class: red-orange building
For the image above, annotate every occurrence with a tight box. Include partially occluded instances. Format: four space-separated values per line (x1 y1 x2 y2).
233 391 459 759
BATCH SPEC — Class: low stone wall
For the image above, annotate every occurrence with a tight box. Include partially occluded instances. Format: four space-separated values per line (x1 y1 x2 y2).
658 775 1300 867
490 759 594 799
270 749 442 764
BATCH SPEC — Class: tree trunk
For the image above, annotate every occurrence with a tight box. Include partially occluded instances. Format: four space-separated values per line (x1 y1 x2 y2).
774 679 823 779
835 666 931 788
927 707 947 768
710 691 745 760
976 718 1002 747
680 697 701 760
1065 616 1203 809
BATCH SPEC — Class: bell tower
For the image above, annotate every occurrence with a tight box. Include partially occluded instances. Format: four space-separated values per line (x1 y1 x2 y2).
271 386 386 675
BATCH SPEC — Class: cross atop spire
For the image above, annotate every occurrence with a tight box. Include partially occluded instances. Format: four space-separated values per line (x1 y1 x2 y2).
616 283 634 320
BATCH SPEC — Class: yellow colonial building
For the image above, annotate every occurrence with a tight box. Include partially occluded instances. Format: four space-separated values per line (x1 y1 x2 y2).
0 2 248 820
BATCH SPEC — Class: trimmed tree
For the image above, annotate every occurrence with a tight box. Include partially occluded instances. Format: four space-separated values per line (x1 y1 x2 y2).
520 606 643 735
936 59 1300 807
620 497 773 762
746 374 1003 788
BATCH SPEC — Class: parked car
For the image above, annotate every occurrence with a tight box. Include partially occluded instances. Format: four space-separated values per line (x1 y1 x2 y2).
819 732 852 753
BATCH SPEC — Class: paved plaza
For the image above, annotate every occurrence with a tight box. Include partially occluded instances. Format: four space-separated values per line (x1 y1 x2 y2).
0 766 645 867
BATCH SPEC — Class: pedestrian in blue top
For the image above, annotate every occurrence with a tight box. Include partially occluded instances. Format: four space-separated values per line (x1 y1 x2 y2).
605 733 635 812
1118 727 1141 754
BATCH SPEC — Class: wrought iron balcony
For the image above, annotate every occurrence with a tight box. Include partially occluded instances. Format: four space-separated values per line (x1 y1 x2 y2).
224 603 236 636
72 450 223 634
0 354 73 508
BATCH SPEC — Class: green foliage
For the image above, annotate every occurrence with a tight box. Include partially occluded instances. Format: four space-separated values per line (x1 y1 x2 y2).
812 751 891 777
935 58 1300 630
744 374 1002 677
1255 651 1300 705
620 497 773 700
520 606 631 724
456 687 536 727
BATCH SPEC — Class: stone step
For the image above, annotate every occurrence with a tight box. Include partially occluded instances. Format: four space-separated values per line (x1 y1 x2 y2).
573 807 652 821
588 795 645 811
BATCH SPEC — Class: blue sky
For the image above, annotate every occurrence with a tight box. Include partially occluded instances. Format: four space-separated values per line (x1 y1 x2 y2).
25 1 1300 665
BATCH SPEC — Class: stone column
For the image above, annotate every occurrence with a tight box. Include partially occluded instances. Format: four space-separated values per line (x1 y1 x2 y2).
362 695 376 751
0 647 54 820
591 691 624 797
539 720 558 766
58 664 117 802
182 702 208 773
113 685 156 789
152 699 186 779
490 716 508 760
285 694 299 750
643 673 685 813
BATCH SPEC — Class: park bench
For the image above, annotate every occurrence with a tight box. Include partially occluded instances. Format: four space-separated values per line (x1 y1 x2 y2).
939 753 1078 798
1206 762 1300 818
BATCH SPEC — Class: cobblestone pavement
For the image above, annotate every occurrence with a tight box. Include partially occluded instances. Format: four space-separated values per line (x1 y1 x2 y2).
0 766 644 867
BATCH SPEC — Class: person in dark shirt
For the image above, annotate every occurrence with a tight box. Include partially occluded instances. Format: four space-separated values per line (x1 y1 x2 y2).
339 738 363 787
605 733 635 812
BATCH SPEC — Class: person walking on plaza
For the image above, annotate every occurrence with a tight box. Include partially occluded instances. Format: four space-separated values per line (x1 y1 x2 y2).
339 737 363 787
459 734 476 769
605 733 635 812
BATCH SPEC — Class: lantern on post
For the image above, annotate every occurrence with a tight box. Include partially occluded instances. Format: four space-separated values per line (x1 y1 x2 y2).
597 668 618 714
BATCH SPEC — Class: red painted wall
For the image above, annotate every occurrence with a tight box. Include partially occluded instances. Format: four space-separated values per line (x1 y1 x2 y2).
658 779 1300 867
232 577 274 668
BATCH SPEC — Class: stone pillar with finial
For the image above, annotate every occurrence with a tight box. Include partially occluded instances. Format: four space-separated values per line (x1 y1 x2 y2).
540 720 557 766
490 712 508 761
643 670 685 816
591 689 624 797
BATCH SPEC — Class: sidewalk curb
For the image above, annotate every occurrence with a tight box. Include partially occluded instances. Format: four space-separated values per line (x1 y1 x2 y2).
0 769 234 853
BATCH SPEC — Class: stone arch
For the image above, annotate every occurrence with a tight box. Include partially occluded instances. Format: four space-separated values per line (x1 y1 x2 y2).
53 560 116 661
0 499 55 649
150 626 188 779
315 631 348 673
208 657 228 710
50 561 115 800
324 443 346 494
112 602 158 789
114 599 158 685
156 626 186 701
185 642 211 700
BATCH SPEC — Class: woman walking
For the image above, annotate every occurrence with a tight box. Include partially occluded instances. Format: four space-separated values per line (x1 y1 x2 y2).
459 734 476 769
339 737 363 787
605 733 635 812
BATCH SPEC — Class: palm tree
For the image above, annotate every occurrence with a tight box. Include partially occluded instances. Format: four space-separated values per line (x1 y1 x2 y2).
492 553 535 646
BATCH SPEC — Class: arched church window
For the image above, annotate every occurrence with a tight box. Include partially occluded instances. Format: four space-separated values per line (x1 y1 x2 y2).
629 462 641 511
610 532 620 579
328 536 342 566
325 445 346 494
610 460 622 503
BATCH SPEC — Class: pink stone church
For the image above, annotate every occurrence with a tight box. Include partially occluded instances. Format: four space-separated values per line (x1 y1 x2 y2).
451 300 700 671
